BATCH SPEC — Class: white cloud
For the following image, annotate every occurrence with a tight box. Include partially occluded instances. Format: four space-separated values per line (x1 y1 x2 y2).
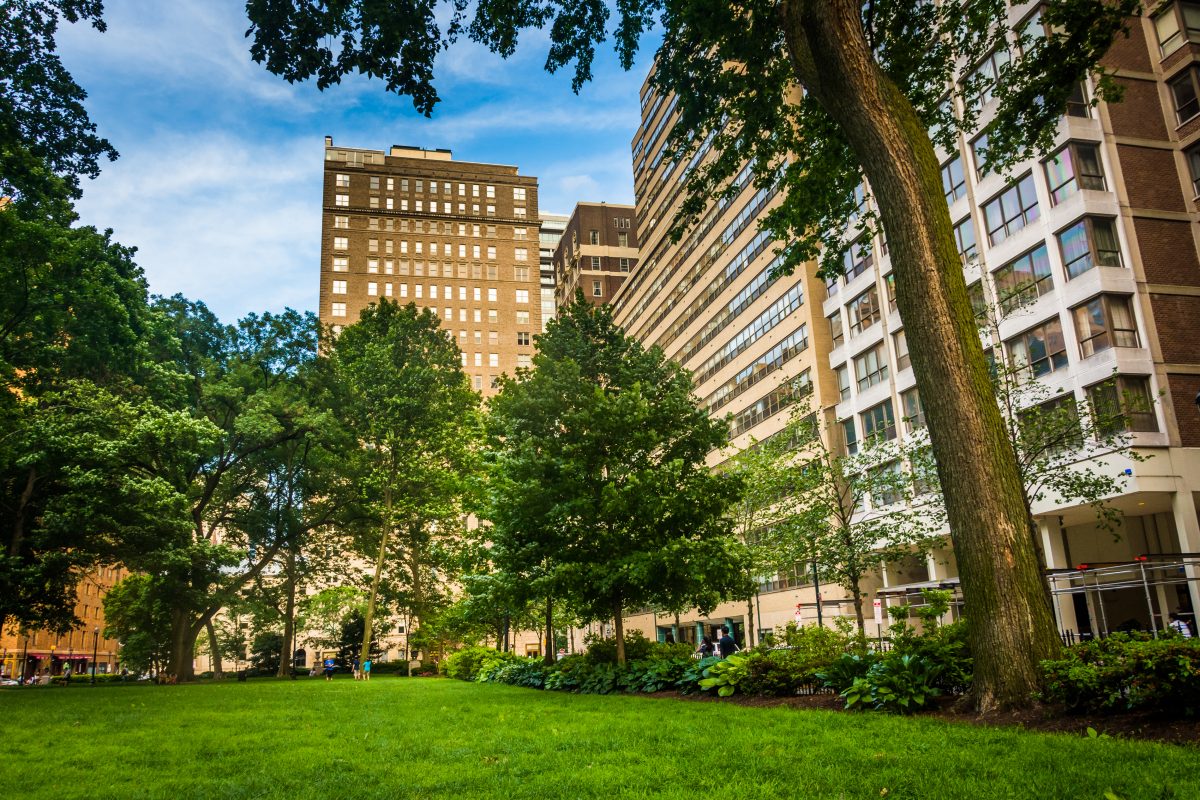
74 133 321 321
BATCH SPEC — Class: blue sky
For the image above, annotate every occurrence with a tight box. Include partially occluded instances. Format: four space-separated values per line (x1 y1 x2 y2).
56 0 656 322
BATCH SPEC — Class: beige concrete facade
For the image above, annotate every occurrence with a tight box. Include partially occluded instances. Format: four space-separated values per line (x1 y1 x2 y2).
319 138 542 396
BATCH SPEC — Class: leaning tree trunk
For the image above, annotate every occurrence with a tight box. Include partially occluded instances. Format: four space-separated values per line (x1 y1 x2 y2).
205 619 224 680
543 597 555 666
277 548 297 678
361 484 392 667
780 0 1060 711
612 601 626 665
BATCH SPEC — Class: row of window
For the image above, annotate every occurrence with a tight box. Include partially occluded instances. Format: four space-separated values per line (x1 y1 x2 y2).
333 216 533 239
330 282 530 304
332 194 526 217
334 174 527 201
694 283 805 385
577 255 633 271
576 229 633 247
706 326 810 415
332 238 528 261
330 257 535 282
328 301 533 326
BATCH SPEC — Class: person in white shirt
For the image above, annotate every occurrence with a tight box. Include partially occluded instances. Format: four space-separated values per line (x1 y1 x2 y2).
1168 612 1193 638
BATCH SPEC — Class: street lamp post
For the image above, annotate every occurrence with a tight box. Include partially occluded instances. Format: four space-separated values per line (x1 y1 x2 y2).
91 627 99 685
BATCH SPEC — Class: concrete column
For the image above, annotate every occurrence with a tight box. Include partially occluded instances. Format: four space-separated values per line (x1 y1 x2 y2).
1172 487 1200 619
1039 518 1079 636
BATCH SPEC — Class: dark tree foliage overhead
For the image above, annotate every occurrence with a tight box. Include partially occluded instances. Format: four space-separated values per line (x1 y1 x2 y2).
0 0 118 206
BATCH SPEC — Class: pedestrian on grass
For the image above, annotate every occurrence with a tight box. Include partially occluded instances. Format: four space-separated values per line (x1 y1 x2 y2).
362 659 372 681
323 657 336 681
697 636 714 659
717 626 738 658
352 657 360 680
1169 612 1193 638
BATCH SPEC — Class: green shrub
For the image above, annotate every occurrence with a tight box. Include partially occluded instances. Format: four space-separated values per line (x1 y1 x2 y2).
621 658 690 693
892 619 972 694
739 648 830 697
582 631 656 664
480 659 546 689
676 656 720 694
773 621 855 660
1040 633 1200 715
698 653 751 697
369 660 410 676
842 654 943 714
474 650 524 683
578 662 624 694
816 652 881 693
648 641 697 661
443 646 500 681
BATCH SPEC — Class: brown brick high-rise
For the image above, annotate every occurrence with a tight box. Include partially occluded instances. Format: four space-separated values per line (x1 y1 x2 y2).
319 138 541 395
553 202 639 306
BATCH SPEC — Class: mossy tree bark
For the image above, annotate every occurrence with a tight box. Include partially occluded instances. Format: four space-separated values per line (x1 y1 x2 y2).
779 0 1060 710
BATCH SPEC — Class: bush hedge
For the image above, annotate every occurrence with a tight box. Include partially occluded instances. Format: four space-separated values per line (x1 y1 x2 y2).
1039 632 1200 715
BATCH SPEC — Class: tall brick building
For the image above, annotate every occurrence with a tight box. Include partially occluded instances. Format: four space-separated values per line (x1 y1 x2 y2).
319 138 542 395
608 6 1200 646
553 202 639 307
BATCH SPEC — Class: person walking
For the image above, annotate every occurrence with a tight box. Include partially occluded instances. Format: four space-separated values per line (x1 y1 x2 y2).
696 636 714 659
362 659 372 681
352 657 360 681
717 626 738 659
322 657 336 681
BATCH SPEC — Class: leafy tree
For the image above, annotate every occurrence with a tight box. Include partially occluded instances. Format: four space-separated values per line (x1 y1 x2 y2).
245 0 1140 710
784 408 945 636
1 1 118 207
103 574 173 675
486 294 747 664
328 300 479 668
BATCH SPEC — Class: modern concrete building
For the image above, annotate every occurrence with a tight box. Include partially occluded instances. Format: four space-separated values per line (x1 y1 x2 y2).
610 5 1200 647
610 76 841 647
319 137 542 395
539 212 568 330
553 202 640 307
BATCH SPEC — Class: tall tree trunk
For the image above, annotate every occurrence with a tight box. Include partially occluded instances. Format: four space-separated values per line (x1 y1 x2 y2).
168 611 198 681
361 484 392 667
407 524 424 660
779 0 1060 711
277 548 297 678
206 619 224 680
543 597 555 665
849 574 866 635
746 597 756 649
612 601 626 665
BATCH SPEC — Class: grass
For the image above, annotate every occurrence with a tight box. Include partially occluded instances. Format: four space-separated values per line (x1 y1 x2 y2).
1 677 1196 799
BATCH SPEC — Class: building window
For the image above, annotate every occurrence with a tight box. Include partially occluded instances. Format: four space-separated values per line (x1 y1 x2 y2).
335 173 350 188
334 215 349 229
619 258 631 272
884 273 896 311
487 287 497 302
1020 395 1084 455
971 133 991 179
983 174 1040 245
331 280 347 294
894 330 910 371
515 247 528 261
487 246 497 260
399 284 408 298
488 353 499 367
954 217 978 264
590 256 602 269
842 419 858 456
942 156 967 204
843 238 873 281
589 229 599 245
517 331 530 346
829 310 844 348
964 48 1010 112
331 302 346 317
848 285 881 335
332 256 349 273
367 282 378 296
514 267 529 282
513 186 526 201
854 345 889 392
993 245 1053 314
1187 145 1200 197
618 231 629 247
1057 217 1122 279
515 289 529 304
367 258 379 274
1007 316 1069 378
1073 294 1139 358
335 194 349 207
592 280 603 297
901 388 926 432
862 400 897 443
516 310 530 325
836 364 851 401
1087 375 1159 434
1170 68 1200 124
1043 143 1105 205
1154 3 1200 56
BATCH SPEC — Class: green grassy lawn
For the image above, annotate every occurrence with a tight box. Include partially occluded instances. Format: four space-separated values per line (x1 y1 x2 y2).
1 677 1195 800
